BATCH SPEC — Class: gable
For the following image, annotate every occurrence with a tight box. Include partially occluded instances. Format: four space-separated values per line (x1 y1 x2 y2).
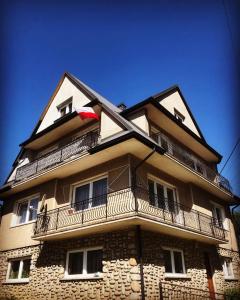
158 90 203 139
36 76 91 133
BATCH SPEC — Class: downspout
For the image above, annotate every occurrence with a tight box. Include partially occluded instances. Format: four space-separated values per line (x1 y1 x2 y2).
231 204 240 250
132 147 156 212
132 148 156 300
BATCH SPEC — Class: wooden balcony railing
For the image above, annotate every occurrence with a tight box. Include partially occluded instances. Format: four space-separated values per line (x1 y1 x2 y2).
152 132 232 194
159 282 226 300
33 187 226 242
15 131 100 182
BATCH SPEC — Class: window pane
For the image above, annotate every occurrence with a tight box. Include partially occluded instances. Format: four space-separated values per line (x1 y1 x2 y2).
156 184 165 209
9 260 20 279
215 207 223 227
160 137 169 152
87 250 103 274
68 252 83 275
163 250 172 273
21 259 31 278
148 180 155 206
174 251 184 273
92 178 107 207
75 184 90 210
226 259 233 276
60 107 66 117
29 198 38 221
68 103 72 113
167 189 175 213
18 202 28 224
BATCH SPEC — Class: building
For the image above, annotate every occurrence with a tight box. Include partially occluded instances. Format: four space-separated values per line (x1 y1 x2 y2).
0 72 239 300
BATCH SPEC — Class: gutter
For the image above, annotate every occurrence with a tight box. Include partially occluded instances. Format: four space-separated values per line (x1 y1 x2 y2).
89 131 164 156
231 202 240 251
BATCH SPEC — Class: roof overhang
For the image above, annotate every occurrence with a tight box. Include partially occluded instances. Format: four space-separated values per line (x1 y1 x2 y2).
20 103 100 150
122 98 222 163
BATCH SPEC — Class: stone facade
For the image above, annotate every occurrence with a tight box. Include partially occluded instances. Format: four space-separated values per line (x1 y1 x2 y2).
0 229 239 300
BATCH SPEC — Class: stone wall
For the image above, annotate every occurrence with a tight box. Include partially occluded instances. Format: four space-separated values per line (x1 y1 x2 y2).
0 229 239 300
217 247 240 292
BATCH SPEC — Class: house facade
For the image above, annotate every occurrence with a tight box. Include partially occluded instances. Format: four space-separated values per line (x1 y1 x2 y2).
0 72 239 300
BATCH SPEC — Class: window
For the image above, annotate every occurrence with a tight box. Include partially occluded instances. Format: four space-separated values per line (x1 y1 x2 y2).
65 248 103 279
6 257 31 282
148 178 177 213
174 108 185 123
73 177 107 210
58 99 72 118
163 248 186 275
14 196 39 225
222 257 234 279
212 203 227 229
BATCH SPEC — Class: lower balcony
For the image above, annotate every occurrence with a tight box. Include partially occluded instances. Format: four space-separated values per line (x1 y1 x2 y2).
33 187 227 244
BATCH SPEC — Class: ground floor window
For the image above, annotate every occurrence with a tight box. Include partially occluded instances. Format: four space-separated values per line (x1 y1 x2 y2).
163 247 186 275
65 248 103 279
6 257 31 282
222 257 234 279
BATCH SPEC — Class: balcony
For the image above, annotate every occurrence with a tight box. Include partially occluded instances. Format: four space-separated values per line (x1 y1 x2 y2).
15 131 100 182
33 187 226 243
152 132 232 193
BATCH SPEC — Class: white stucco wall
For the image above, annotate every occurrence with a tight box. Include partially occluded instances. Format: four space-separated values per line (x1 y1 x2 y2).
37 77 91 133
160 91 201 137
129 111 149 135
100 111 124 140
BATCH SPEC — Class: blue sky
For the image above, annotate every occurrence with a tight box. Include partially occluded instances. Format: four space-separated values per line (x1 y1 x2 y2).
0 0 239 196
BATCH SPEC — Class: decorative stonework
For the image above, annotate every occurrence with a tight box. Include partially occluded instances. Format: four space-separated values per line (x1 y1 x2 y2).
0 230 239 300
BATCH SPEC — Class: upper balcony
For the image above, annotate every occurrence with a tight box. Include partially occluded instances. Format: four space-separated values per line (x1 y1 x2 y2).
33 186 227 244
152 131 232 194
14 130 100 182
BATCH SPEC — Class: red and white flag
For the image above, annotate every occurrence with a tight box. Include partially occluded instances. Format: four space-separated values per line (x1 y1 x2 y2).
75 107 99 120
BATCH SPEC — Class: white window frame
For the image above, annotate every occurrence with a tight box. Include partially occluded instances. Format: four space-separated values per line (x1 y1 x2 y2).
57 99 73 118
64 247 103 279
222 257 234 280
174 108 185 123
163 247 186 277
148 175 179 212
6 257 31 283
71 175 108 209
211 201 228 230
12 194 39 227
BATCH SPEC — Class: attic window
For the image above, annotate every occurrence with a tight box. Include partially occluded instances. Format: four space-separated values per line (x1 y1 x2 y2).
174 109 185 123
58 98 73 118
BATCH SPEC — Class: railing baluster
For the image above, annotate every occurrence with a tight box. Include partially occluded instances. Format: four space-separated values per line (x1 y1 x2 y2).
182 209 186 226
106 195 108 219
82 201 84 224
197 211 201 232
55 208 60 230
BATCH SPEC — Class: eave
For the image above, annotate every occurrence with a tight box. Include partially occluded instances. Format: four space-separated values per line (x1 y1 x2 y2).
121 88 222 163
